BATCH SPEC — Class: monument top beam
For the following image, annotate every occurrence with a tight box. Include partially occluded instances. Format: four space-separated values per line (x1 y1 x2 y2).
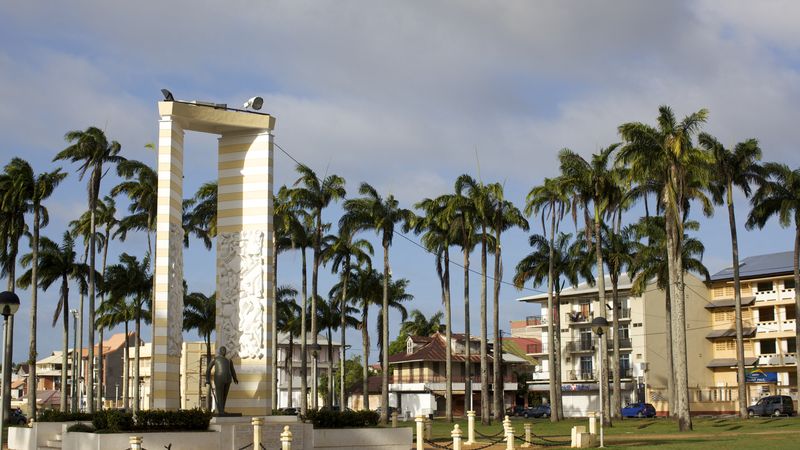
158 101 275 134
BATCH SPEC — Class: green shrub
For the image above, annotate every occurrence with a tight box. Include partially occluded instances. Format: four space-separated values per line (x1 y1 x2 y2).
38 409 94 422
67 423 95 433
135 409 211 431
92 410 134 432
303 409 379 428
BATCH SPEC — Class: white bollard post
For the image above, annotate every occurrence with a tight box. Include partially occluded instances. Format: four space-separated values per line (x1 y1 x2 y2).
415 416 425 450
391 411 398 428
503 415 512 439
588 413 597 435
252 417 264 449
522 423 531 448
425 416 433 440
466 410 476 445
505 424 515 450
280 425 293 450
129 436 143 450
452 424 463 450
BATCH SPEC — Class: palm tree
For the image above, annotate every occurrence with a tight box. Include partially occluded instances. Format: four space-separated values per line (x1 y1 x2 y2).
525 177 570 421
618 106 709 431
399 309 444 336
94 195 120 410
454 174 494 423
412 194 456 420
185 181 218 249
445 190 479 416
485 183 528 418
276 286 301 408
4 158 66 417
17 233 90 411
54 126 124 411
314 294 359 407
374 276 413 363
96 292 133 410
271 187 295 410
183 289 216 411
103 253 152 413
746 162 800 399
341 182 413 423
699 133 763 418
558 144 621 426
291 164 346 410
286 205 313 415
112 160 158 258
322 226 373 410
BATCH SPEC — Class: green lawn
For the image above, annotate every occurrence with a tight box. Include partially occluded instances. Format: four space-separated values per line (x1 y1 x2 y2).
386 416 800 448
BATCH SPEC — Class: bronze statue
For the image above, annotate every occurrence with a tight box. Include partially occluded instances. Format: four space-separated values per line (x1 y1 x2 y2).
206 346 238 415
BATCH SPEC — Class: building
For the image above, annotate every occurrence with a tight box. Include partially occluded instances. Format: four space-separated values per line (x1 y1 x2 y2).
387 332 528 417
519 273 714 416
510 317 544 341
275 333 341 409
707 251 798 406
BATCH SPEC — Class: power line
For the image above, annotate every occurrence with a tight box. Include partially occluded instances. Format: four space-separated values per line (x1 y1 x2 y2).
273 140 548 294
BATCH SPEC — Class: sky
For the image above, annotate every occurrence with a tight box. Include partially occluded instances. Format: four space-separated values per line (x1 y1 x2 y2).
1 0 800 367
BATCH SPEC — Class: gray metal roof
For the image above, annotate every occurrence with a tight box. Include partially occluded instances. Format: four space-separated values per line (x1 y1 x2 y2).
707 357 758 368
705 327 756 339
710 251 796 281
704 296 756 309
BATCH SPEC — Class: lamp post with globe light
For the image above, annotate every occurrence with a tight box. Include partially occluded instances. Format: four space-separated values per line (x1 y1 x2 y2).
0 291 21 450
592 316 609 448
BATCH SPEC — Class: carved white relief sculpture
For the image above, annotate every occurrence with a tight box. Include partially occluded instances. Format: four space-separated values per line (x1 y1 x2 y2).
167 223 185 356
218 230 267 359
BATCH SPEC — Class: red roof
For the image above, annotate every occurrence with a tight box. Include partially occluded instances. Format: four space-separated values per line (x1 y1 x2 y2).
389 333 487 364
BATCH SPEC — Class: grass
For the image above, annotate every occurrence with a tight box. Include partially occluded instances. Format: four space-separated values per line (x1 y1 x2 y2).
385 415 800 448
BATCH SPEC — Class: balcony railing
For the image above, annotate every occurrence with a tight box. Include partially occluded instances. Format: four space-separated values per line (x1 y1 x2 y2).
617 308 631 320
757 353 797 366
526 316 545 326
566 311 593 324
614 338 632 349
389 374 517 384
566 341 595 352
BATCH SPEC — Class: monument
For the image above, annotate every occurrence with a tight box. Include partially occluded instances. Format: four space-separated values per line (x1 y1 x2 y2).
154 99 275 415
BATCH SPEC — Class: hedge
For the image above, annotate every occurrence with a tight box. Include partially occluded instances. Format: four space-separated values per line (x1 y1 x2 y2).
90 409 211 432
303 410 379 428
38 410 94 422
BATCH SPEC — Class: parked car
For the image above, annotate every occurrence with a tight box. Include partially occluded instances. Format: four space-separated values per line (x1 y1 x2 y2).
506 405 527 416
9 408 27 425
621 402 656 418
747 395 795 417
523 405 551 419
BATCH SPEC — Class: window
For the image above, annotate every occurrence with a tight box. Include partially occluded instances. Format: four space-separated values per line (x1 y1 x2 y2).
618 325 629 340
785 305 796 320
760 339 777 354
580 356 593 376
619 354 630 377
786 338 797 353
715 310 734 322
784 279 796 290
759 307 775 322
757 281 774 292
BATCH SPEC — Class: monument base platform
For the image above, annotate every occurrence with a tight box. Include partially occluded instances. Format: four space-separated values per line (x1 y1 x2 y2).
210 415 314 450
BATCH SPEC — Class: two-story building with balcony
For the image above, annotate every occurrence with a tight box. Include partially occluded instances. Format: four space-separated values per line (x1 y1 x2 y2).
707 251 798 405
519 273 714 416
387 332 528 417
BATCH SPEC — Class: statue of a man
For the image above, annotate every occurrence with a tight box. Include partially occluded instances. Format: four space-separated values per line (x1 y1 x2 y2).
206 346 238 414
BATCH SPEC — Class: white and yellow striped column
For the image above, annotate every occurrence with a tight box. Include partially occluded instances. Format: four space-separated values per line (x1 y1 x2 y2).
216 131 273 415
152 117 185 410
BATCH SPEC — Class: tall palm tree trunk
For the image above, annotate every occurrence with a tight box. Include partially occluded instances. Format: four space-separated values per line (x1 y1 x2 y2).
593 204 610 427
492 231 503 420
726 187 747 418
479 229 489 425
77 290 84 411
361 306 370 410
327 327 334 408
28 209 40 418
793 225 800 405
553 291 564 419
123 320 129 410
380 243 390 425
97 229 110 411
664 289 675 416
339 266 350 410
287 334 294 408
546 211 559 422
133 313 141 414
665 202 691 431
312 213 321 410
205 333 212 411
60 279 70 412
444 249 453 422
87 196 97 413
4 245 17 418
611 280 621 419
300 249 308 415
463 248 472 415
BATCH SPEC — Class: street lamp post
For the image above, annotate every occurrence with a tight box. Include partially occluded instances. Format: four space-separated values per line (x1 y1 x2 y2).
592 316 609 448
0 291 21 450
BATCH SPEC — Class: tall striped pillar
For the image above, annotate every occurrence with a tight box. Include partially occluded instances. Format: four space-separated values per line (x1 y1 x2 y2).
152 117 185 410
216 131 273 415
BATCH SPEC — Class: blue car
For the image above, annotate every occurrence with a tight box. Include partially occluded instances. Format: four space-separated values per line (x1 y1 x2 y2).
621 402 656 418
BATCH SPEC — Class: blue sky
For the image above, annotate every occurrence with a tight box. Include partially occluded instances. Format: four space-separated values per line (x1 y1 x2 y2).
1 1 800 365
